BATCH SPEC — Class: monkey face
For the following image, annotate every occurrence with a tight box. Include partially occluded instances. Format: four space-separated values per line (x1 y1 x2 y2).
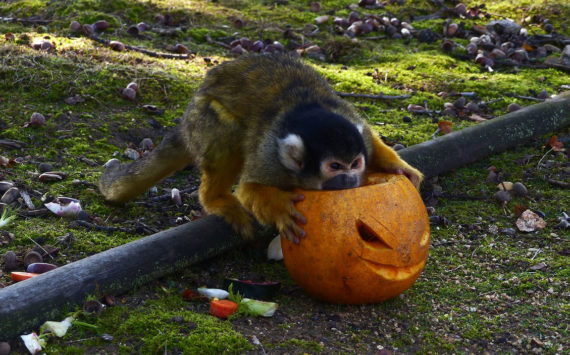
320 154 365 190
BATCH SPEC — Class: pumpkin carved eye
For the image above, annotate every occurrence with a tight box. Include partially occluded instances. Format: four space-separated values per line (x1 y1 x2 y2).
356 219 392 250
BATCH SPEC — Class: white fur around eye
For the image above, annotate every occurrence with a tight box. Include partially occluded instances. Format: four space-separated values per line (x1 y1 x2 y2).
278 134 305 172
356 124 364 134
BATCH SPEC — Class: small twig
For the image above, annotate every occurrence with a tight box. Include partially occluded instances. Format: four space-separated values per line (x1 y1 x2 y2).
136 186 199 203
362 36 387 40
544 176 570 188
536 147 553 170
336 92 412 100
205 35 231 49
439 193 490 201
26 236 55 260
0 16 52 25
73 220 134 233
89 35 192 59
507 94 545 102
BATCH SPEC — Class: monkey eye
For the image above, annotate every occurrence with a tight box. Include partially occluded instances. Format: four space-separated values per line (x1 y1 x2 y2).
329 162 343 170
351 159 361 169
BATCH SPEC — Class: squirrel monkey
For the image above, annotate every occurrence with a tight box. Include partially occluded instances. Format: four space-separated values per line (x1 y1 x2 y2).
99 55 422 243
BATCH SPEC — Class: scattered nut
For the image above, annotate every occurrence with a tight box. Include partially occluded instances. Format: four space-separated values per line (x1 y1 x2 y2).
3 251 17 270
24 250 43 266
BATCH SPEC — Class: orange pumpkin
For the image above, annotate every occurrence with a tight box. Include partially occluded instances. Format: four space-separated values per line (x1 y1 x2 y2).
281 173 430 304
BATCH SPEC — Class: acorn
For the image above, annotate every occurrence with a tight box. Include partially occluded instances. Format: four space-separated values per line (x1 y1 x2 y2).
109 41 125 51
447 23 458 37
137 22 148 32
127 25 139 37
465 101 479 112
310 2 322 12
3 251 17 270
70 21 81 32
510 49 529 63
537 89 549 100
333 17 350 28
154 14 166 24
507 103 521 112
93 20 110 32
121 87 136 101
441 39 455 52
81 24 94 35
174 43 189 54
454 3 467 16
29 112 46 127
239 37 251 49
5 33 15 41
454 96 466 109
233 18 244 29
229 44 245 55
466 43 478 56
348 11 360 24
24 250 43 266
251 40 264 52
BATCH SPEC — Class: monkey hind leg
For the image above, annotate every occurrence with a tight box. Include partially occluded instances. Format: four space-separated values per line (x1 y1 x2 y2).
99 130 194 203
199 157 255 238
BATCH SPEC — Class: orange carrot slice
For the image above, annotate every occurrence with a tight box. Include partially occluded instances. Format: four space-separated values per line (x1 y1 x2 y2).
11 272 39 282
209 299 238 319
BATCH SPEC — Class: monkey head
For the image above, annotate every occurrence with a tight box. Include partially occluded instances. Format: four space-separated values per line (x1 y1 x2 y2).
278 104 367 190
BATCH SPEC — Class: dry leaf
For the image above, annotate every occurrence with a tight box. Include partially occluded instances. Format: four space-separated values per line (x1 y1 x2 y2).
468 113 488 122
438 120 453 134
513 204 528 217
548 135 565 152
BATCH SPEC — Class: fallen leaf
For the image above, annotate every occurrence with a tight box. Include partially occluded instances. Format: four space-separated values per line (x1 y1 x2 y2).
548 135 565 152
438 120 453 134
468 113 488 122
513 204 528 217
530 262 547 271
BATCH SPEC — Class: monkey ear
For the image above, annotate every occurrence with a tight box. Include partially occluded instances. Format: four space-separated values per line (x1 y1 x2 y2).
278 134 305 172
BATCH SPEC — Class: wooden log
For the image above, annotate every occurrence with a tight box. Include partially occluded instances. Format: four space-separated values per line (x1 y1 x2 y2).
0 216 271 338
399 92 570 177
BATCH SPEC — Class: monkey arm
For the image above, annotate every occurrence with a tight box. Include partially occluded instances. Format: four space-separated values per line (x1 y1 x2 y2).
235 183 307 243
367 134 423 189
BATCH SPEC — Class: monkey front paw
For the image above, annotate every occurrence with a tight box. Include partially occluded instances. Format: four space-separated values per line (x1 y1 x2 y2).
237 184 307 244
383 166 423 190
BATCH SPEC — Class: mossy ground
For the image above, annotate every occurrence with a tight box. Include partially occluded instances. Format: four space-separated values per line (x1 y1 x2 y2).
0 0 568 353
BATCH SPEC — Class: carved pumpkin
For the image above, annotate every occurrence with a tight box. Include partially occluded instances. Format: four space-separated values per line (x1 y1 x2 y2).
281 173 430 304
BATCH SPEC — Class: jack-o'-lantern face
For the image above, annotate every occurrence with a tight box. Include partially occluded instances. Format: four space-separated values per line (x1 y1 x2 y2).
281 173 430 304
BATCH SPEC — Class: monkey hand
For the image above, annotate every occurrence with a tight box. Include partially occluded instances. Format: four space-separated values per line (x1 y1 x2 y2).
236 183 307 244
381 165 423 190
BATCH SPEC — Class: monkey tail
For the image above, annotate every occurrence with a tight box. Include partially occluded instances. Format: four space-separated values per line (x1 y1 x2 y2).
98 130 194 203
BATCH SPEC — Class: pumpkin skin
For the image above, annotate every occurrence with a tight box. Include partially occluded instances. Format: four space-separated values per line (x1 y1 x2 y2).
281 173 430 304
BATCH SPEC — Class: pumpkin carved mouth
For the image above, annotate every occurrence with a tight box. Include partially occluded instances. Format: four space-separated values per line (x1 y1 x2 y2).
355 217 430 280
